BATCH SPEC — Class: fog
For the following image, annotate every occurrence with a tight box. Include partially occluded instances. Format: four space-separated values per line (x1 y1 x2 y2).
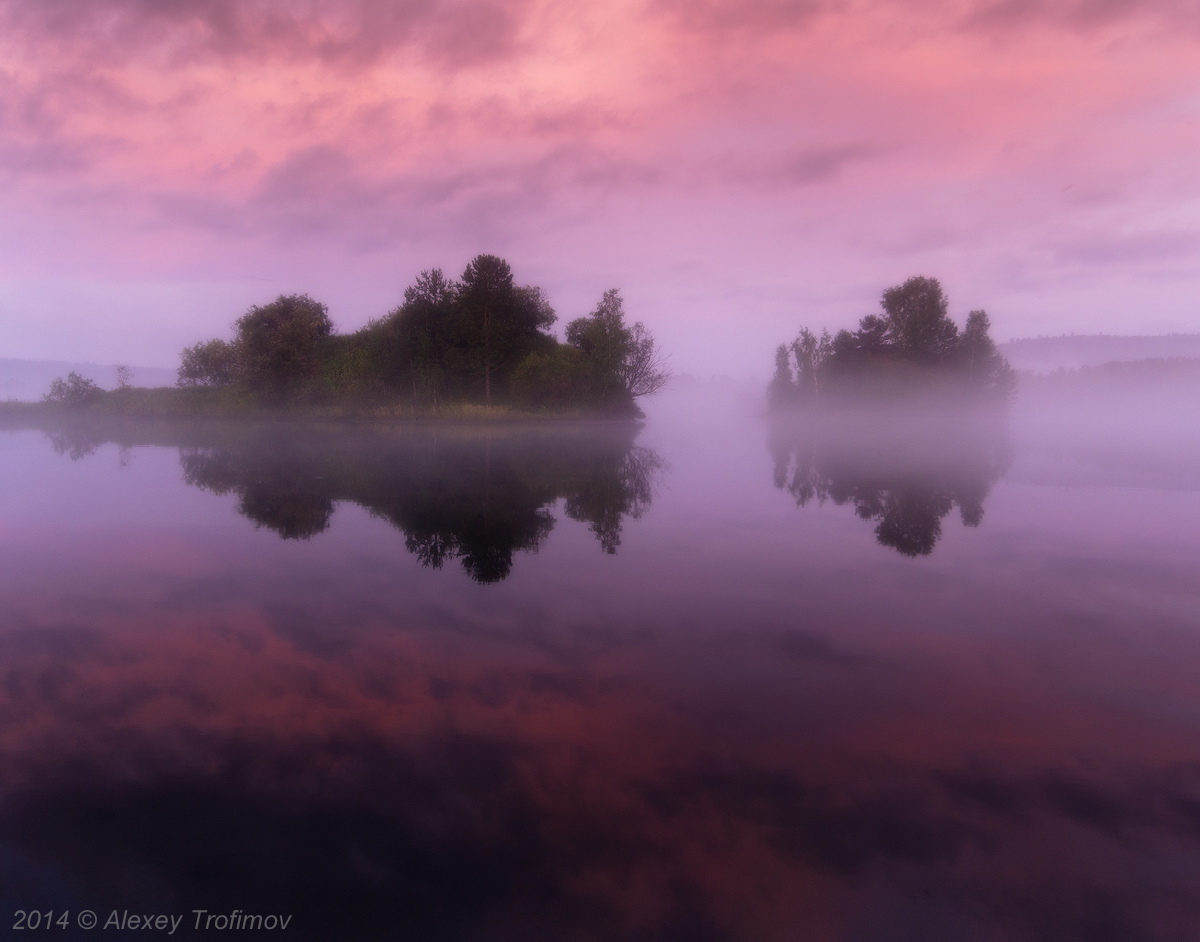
0 358 177 401
1 358 1198 940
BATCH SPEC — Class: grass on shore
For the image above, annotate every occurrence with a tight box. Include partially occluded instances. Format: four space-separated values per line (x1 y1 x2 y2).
0 385 636 423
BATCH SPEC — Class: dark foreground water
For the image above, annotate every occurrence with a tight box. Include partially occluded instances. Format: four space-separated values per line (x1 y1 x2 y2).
1 390 1199 941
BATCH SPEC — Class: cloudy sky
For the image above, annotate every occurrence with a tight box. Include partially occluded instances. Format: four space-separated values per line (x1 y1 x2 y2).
0 0 1196 375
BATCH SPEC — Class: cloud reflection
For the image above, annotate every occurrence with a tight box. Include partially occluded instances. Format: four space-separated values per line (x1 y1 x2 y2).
1 411 1199 939
1 612 1200 940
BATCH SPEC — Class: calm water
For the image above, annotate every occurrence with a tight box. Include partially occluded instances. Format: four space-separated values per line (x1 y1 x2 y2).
1 390 1199 941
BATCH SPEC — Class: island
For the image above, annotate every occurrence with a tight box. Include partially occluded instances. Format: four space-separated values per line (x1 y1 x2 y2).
768 276 1016 408
15 255 670 421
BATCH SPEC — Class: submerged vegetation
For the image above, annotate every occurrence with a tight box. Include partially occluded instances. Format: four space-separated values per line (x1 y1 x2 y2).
769 276 1016 408
170 255 668 418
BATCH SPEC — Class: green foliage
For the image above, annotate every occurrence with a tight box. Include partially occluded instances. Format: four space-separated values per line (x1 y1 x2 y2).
566 288 631 405
369 268 459 401
957 309 1017 400
178 338 239 388
346 260 558 406
511 347 592 410
173 257 667 416
771 276 1015 408
234 294 333 393
43 372 102 408
547 288 670 414
881 276 959 362
455 255 557 404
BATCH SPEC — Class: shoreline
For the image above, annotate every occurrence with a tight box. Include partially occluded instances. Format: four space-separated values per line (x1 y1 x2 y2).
0 387 644 426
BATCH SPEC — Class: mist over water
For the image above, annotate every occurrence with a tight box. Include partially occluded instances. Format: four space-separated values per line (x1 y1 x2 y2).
1 383 1199 940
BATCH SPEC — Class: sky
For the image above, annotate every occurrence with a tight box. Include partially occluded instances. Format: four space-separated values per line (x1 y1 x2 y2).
0 0 1197 376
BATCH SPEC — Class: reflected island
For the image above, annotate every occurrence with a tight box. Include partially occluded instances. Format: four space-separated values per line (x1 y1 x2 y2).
765 275 1014 555
15 417 665 583
769 276 1016 408
769 414 1011 556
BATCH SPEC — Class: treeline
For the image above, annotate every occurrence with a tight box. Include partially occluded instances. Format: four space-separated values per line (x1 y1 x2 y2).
769 276 1015 408
178 255 669 416
1020 357 1200 395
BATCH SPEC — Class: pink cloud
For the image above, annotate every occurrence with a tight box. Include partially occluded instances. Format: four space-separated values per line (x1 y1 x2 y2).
959 0 1200 33
0 0 1196 370
0 0 534 69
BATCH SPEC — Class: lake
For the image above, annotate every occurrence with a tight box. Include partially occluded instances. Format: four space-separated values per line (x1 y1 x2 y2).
1 388 1198 941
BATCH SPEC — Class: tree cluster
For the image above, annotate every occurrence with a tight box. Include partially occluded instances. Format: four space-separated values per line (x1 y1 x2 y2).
43 371 102 407
769 276 1016 408
178 255 669 416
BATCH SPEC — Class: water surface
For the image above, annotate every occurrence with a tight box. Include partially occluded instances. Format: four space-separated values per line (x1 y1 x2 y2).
1 391 1198 941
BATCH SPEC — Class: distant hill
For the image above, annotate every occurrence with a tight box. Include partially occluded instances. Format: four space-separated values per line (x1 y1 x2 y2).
0 359 178 401
1020 357 1200 394
999 334 1200 372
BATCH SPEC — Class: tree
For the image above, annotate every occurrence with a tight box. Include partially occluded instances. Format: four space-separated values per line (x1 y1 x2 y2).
880 276 959 362
563 289 669 411
768 344 796 409
366 268 459 400
510 347 590 409
565 288 632 406
456 255 556 406
621 322 670 398
958 309 1017 400
44 372 101 408
167 260 663 414
234 294 333 393
789 328 830 398
405 268 456 309
178 339 240 387
770 276 1015 408
115 365 133 389
856 313 889 355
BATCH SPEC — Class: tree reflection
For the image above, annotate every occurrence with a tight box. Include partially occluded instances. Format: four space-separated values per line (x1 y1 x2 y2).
174 425 664 582
769 416 1010 556
23 418 663 582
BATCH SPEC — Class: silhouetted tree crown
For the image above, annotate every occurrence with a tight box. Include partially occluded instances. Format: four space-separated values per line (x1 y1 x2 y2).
454 255 557 405
881 276 959 362
178 338 239 388
43 372 102 407
507 288 669 415
770 276 1016 407
235 294 333 392
173 256 667 415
